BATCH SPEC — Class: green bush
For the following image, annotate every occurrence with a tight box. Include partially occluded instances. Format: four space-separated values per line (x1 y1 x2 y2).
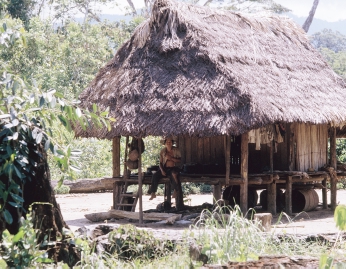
54 184 70 194
107 224 175 261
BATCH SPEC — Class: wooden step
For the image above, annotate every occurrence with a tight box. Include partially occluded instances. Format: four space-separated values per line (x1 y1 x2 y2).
116 203 135 207
120 193 137 197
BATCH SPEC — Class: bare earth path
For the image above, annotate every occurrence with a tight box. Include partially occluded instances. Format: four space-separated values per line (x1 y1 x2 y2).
55 189 346 236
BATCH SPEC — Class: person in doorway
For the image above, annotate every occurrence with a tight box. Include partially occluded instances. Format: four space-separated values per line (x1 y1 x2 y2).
148 136 182 200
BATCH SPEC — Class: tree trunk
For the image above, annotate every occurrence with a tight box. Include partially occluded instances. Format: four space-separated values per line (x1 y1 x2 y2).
127 0 137 15
0 143 72 264
302 0 319 33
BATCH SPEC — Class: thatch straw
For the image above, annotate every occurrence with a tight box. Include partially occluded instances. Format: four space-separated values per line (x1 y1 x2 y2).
76 0 346 139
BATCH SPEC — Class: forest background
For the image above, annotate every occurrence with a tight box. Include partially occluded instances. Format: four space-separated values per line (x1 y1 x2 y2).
1 0 346 186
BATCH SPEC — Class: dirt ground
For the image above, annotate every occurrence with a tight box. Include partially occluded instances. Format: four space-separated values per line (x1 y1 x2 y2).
55 189 346 237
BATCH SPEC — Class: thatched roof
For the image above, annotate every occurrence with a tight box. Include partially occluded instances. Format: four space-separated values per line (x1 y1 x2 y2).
76 0 346 139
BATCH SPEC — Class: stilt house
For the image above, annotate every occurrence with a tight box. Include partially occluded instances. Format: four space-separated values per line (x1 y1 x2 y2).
75 0 346 221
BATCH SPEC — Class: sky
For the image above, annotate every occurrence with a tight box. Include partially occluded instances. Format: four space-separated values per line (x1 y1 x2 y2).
96 0 346 23
274 0 346 22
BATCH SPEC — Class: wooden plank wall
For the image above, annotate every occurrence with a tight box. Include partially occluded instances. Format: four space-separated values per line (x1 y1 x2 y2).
178 135 225 164
294 123 328 171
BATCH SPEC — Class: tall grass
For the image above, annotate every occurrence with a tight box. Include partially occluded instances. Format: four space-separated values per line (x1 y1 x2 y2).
190 204 329 265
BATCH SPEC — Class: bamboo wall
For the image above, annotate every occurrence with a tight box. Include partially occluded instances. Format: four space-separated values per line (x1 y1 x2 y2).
293 123 328 172
176 123 328 173
177 135 225 165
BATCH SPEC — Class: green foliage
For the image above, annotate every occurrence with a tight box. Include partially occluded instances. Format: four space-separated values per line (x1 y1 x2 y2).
0 207 53 268
54 184 70 194
193 205 328 264
107 224 175 261
311 29 346 53
319 48 346 79
334 205 346 231
0 0 36 27
0 21 113 226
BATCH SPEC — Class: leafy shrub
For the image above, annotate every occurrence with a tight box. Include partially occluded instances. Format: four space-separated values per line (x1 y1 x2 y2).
54 184 70 194
192 205 328 265
107 224 174 261
0 210 52 268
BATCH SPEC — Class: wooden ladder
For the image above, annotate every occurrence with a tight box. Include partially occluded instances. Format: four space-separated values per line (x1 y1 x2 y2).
115 136 139 212
116 180 139 212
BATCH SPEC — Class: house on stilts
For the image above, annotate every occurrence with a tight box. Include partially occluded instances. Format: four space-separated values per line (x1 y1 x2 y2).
75 0 346 222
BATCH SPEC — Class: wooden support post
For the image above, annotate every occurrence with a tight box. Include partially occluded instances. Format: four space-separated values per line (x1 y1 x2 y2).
288 123 294 171
322 177 328 209
285 176 292 215
213 183 222 202
113 182 121 209
112 137 121 177
138 137 143 224
330 127 337 210
123 136 129 178
240 132 248 214
267 141 276 215
165 183 171 205
225 135 231 186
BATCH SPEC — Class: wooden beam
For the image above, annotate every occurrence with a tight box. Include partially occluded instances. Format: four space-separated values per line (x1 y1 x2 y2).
225 135 231 186
330 127 337 210
267 141 276 215
240 132 248 214
112 137 121 177
138 137 143 224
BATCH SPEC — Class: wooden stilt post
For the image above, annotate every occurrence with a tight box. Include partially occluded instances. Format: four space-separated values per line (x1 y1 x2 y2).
123 136 129 179
330 127 337 210
225 135 231 186
138 137 143 224
322 177 328 209
267 141 276 215
112 137 121 177
113 136 121 209
285 176 292 215
213 183 222 202
240 132 248 214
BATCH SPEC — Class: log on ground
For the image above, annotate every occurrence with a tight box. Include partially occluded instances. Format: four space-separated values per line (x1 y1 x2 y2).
85 210 182 222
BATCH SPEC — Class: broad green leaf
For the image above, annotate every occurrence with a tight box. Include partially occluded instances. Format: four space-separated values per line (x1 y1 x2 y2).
12 119 19 126
50 96 57 108
334 204 346 231
70 165 82 172
3 209 13 224
0 259 7 268
29 93 35 104
75 107 82 118
71 150 83 156
13 165 24 179
44 139 50 151
36 132 43 144
12 132 18 140
13 229 24 243
10 192 24 203
93 103 97 113
39 96 45 107
8 201 21 208
0 114 11 119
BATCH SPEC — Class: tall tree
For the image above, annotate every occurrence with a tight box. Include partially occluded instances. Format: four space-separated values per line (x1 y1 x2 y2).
311 29 346 53
302 0 319 33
